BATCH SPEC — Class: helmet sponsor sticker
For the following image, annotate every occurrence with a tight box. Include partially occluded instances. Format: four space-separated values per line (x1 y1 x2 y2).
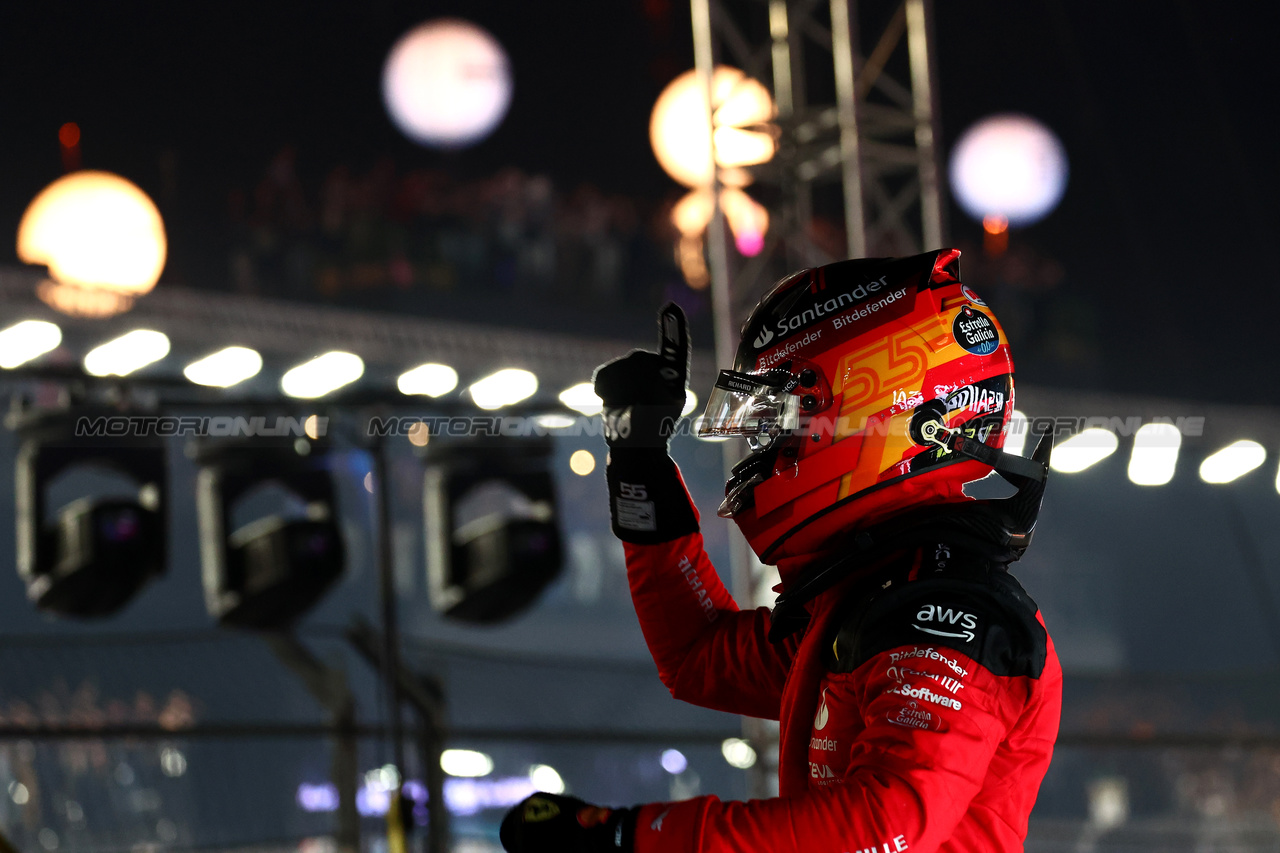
952 306 999 356
961 284 987 306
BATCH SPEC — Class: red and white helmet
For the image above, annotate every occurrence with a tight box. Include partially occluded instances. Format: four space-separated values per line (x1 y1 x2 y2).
698 249 1048 566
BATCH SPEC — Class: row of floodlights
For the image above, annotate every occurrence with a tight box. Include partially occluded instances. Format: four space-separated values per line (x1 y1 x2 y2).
1006 413 1275 489
0 320 700 413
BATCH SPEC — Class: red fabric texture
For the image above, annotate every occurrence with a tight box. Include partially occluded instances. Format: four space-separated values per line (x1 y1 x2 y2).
623 530 1062 853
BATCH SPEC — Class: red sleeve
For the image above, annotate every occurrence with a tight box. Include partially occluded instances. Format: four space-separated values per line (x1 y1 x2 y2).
625 533 798 720
631 642 1044 853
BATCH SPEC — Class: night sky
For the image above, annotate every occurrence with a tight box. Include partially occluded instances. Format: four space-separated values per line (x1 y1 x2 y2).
0 1 1276 404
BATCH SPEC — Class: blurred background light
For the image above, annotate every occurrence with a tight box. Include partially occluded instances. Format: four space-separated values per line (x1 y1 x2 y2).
682 390 698 417
183 346 263 388
1050 428 1118 473
84 329 170 377
558 382 603 416
407 421 430 447
398 362 459 397
382 19 512 149
17 171 167 317
949 114 1068 226
1004 410 1029 457
660 749 688 775
440 749 494 778
1199 439 1266 484
568 449 595 476
720 737 757 770
533 414 576 430
469 368 537 410
527 764 564 794
0 320 61 368
1127 422 1181 486
650 66 775 188
281 352 364 398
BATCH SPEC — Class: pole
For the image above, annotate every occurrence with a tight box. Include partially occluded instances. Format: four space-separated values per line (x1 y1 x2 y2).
372 434 407 853
905 0 944 249
831 0 868 259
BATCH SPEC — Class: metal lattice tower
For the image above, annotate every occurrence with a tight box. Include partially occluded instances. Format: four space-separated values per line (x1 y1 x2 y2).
689 0 945 798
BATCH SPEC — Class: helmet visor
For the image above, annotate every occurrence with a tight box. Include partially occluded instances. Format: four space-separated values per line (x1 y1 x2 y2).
697 369 801 438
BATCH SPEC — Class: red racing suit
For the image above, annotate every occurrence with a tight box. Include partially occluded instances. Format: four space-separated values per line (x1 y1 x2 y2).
621 504 1062 852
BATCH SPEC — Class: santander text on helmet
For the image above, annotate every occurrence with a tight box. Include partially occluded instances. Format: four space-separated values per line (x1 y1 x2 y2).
772 275 891 337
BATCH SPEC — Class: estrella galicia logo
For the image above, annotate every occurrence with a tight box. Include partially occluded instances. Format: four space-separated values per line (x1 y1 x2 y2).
952 306 998 356
753 327 775 348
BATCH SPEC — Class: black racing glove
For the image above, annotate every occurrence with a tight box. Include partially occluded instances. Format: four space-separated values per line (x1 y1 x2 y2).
500 793 635 853
592 304 699 544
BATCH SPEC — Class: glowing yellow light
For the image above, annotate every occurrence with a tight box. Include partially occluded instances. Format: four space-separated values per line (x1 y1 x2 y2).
1127 423 1181 486
84 329 170 377
304 415 322 440
650 67 775 188
18 171 167 317
469 368 537 410
720 188 769 256
440 749 494 778
569 449 596 476
398 362 458 397
184 346 263 388
558 383 603 417
982 215 1009 235
1200 439 1266 484
282 352 364 398
1050 428 1118 473
407 421 430 447
528 764 564 794
0 320 62 369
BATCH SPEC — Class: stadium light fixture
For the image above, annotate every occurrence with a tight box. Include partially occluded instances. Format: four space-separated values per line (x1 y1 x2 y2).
0 320 62 368
1049 428 1118 473
84 329 170 377
184 346 263 388
469 368 537 410
1127 422 1181 486
1199 439 1266 484
398 362 459 397
282 352 364 398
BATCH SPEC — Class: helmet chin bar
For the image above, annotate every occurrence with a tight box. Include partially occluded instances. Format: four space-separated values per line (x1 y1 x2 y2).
765 424 1055 644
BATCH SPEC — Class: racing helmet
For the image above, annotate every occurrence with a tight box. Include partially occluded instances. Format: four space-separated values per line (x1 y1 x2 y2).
698 249 1025 564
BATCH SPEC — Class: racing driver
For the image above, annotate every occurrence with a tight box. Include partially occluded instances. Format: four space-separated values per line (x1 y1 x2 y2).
501 249 1062 853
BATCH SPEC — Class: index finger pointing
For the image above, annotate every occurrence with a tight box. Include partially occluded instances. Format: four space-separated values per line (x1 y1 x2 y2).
656 302 689 389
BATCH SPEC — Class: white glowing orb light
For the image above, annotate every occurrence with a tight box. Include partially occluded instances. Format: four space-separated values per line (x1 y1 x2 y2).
282 352 364 398
1050 428 1118 474
559 382 603 417
721 738 757 770
950 114 1068 226
1199 439 1266 484
469 368 537 410
84 330 170 377
18 171 167 316
661 749 688 775
528 764 565 795
184 346 263 388
440 749 494 778
650 67 775 188
534 414 576 430
1127 423 1181 486
682 390 698 418
383 19 512 149
569 449 596 477
1003 410 1030 457
398 362 459 397
0 320 62 369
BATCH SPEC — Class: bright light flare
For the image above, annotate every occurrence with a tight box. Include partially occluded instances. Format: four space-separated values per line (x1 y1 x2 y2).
682 390 698 417
440 749 494 778
1199 439 1266 484
282 352 364 398
528 764 564 795
950 114 1068 226
183 346 263 388
383 19 513 149
84 329 170 377
569 449 596 476
721 738 757 770
650 67 775 188
1127 423 1181 486
18 171 167 301
660 749 688 775
1003 410 1029 457
1049 428 1118 474
398 362 459 397
559 382 603 416
469 368 537 410
0 320 62 368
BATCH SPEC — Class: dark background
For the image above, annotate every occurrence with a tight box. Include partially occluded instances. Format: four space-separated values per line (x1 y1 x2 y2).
0 1 1274 403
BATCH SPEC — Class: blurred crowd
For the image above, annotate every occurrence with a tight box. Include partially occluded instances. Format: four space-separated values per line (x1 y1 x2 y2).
223 149 695 322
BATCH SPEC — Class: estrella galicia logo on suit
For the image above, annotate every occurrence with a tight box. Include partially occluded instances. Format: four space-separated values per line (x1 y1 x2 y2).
753 327 775 348
913 604 978 642
814 687 830 730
